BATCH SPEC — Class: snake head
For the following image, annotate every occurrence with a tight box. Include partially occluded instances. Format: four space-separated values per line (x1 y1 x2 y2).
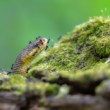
34 38 48 49
27 37 48 57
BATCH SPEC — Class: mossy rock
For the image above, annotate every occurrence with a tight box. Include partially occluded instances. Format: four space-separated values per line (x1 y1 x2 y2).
29 17 110 84
0 74 59 95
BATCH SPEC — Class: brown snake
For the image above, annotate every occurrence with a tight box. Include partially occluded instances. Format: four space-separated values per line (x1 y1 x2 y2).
11 37 48 74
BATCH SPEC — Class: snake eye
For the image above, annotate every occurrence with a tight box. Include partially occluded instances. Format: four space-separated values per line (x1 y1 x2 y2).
39 39 44 44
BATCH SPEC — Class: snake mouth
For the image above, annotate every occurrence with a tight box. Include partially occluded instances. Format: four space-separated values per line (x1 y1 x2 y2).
33 38 48 48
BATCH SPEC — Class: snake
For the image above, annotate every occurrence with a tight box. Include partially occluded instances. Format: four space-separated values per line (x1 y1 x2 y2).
10 37 48 74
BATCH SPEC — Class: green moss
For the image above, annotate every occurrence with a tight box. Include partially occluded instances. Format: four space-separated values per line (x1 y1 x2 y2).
0 74 59 95
94 37 110 57
30 17 110 76
40 63 110 83
0 74 26 94
68 63 110 82
25 82 59 96
26 16 110 88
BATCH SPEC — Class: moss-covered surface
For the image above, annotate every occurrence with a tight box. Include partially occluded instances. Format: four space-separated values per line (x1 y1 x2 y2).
1 16 110 109
0 74 59 96
29 17 110 83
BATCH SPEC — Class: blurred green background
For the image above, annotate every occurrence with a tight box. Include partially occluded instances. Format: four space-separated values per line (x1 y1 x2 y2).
0 0 110 70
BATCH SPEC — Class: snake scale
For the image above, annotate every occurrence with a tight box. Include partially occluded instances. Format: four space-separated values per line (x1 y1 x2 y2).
10 37 48 74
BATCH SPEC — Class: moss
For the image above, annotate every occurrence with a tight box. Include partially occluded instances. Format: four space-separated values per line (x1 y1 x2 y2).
0 74 59 95
29 17 110 83
0 74 26 94
66 63 110 82
94 37 110 57
39 63 110 83
26 81 59 96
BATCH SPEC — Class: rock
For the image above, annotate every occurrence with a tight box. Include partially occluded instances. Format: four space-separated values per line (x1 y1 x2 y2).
0 103 19 110
96 79 110 100
0 92 26 110
42 95 110 110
